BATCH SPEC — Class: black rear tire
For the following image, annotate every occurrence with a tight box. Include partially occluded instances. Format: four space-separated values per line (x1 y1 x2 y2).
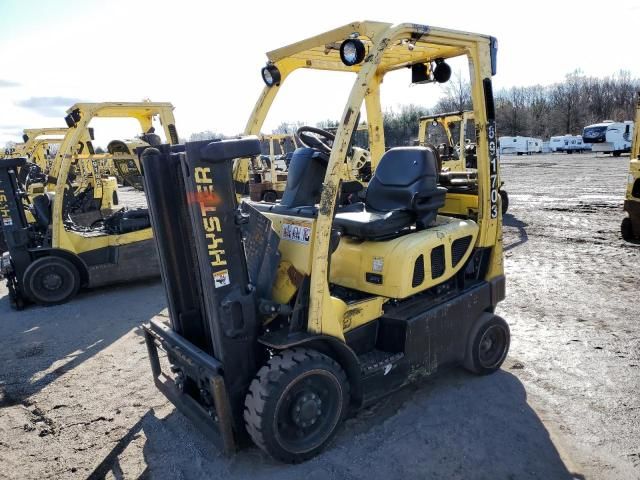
613 150 622 157
112 191 119 206
244 348 349 463
22 256 81 306
464 313 510 375
621 217 638 243
499 189 509 215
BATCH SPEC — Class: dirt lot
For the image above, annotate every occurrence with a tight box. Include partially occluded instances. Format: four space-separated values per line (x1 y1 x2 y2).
0 153 638 479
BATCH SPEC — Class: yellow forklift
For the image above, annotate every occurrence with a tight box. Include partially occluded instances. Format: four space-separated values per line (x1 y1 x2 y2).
419 110 509 214
0 102 179 308
622 95 640 243
1 126 116 251
19 128 66 171
18 126 119 213
248 133 297 202
141 21 507 463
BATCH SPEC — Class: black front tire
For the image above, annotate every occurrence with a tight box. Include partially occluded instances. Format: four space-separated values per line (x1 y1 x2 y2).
22 256 81 306
262 190 278 203
613 150 622 157
244 348 349 463
464 313 510 375
112 191 119 206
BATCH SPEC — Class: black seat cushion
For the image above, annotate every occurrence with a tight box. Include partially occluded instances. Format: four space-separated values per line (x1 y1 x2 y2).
334 203 415 239
335 146 447 239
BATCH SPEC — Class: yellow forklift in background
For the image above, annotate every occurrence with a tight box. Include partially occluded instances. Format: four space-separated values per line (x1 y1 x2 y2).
419 110 509 214
249 133 298 202
622 95 640 243
20 128 67 172
141 21 508 463
17 126 119 214
0 102 179 307
1 126 116 252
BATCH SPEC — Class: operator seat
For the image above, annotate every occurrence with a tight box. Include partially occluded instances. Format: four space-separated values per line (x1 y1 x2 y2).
32 193 54 229
334 146 447 240
279 147 328 208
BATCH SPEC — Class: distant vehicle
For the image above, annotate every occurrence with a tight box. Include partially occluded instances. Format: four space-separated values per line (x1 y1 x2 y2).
582 120 633 156
499 136 542 155
549 135 590 154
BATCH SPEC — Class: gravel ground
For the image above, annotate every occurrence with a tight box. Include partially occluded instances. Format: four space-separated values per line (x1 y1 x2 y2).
0 154 638 479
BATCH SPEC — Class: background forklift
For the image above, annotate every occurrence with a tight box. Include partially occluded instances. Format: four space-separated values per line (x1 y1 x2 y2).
141 21 508 463
0 126 115 252
18 125 119 216
419 110 509 214
0 102 179 308
622 94 640 243
248 133 297 202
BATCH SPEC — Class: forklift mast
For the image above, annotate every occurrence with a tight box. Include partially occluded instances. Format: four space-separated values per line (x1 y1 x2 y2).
0 158 34 303
141 137 279 449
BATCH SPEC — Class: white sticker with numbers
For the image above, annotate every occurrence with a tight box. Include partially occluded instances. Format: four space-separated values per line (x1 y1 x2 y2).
282 223 311 244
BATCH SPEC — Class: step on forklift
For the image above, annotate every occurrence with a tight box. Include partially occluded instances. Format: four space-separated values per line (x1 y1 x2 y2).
141 21 508 463
0 102 179 308
419 110 509 214
622 94 640 243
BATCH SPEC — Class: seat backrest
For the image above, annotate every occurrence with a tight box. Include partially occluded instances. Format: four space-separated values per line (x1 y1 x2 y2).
140 133 163 146
32 193 52 229
279 147 328 208
366 146 441 212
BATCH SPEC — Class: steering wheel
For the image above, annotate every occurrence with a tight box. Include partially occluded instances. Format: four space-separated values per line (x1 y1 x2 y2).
296 126 335 156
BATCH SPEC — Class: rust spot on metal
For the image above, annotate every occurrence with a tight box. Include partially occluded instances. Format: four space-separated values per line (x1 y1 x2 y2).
286 264 304 287
319 182 337 216
342 307 362 329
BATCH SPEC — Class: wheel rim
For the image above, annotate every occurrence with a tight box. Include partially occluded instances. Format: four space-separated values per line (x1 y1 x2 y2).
29 262 76 303
274 370 343 454
478 325 508 369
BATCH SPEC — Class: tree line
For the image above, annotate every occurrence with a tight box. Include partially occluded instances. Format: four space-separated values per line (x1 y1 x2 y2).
267 70 639 148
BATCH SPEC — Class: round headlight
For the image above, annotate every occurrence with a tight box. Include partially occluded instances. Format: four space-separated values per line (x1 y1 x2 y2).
261 65 281 87
339 39 366 66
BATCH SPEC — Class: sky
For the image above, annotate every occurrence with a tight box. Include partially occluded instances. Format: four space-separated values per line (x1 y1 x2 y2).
1 0 639 147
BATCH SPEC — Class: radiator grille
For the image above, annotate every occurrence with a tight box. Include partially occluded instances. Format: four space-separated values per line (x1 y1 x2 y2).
412 254 425 287
452 235 473 267
431 245 445 279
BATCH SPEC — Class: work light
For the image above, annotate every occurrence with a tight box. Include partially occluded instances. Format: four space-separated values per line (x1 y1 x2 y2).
261 65 281 87
339 38 366 66
433 58 452 83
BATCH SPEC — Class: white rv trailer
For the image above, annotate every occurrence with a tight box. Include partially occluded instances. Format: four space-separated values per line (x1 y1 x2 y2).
582 120 634 156
499 136 543 155
549 135 590 153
